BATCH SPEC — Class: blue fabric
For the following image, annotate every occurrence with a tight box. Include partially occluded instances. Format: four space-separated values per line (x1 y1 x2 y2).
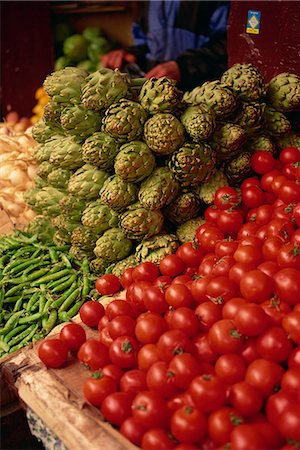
132 1 229 63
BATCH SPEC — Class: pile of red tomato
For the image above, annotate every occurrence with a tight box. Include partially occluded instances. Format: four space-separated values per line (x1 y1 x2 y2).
38 146 300 450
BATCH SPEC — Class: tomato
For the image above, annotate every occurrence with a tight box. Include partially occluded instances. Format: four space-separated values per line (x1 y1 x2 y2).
205 276 238 305
237 222 259 240
38 338 68 368
196 225 225 253
282 311 300 345
241 176 261 190
137 343 160 371
194 302 222 333
167 391 195 413
153 275 173 290
197 254 219 276
234 303 270 336
251 150 276 174
192 333 218 365
59 323 86 352
99 326 113 347
262 236 284 261
233 244 263 267
230 423 267 450
172 274 193 285
165 283 193 309
217 209 244 236
205 204 219 223
120 267 134 289
169 353 200 389
208 406 244 446
256 325 293 362
228 381 263 417
260 169 282 192
208 319 244 354
168 306 200 337
266 390 295 428
105 299 136 320
278 180 300 204
108 315 136 340
288 347 300 369
215 239 238 257
279 404 300 442
83 371 117 406
274 268 300 305
126 281 151 315
239 270 274 303
228 262 255 285
141 428 176 449
260 298 291 326
98 314 110 332
141 286 167 315
190 276 211 304
176 242 204 267
79 300 105 328
159 254 186 278
210 255 235 277
257 261 280 278
119 369 147 396
282 161 297 180
146 360 177 398
170 406 207 444
293 203 300 227
239 337 260 365
271 174 288 196
280 147 300 164
277 242 300 269
253 421 285 450
77 339 110 370
109 335 139 369
132 390 170 429
95 274 121 295
101 391 132 426
132 262 159 283
245 358 284 397
281 368 300 397
214 353 246 385
120 416 146 446
222 297 246 320
272 203 295 222
157 329 192 363
242 185 265 208
214 186 239 210
102 364 124 385
135 312 167 344
189 374 227 412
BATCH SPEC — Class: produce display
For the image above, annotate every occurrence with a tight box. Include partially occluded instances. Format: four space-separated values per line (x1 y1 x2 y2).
26 64 300 280
35 144 300 450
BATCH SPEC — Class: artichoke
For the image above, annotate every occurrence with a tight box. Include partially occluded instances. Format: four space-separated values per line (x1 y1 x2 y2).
71 225 98 251
51 214 81 234
267 73 300 113
82 132 120 169
168 142 216 187
67 164 109 200
138 77 184 115
114 141 156 183
47 168 72 189
94 227 133 262
32 119 63 144
90 258 112 276
53 229 72 246
264 106 291 138
81 200 119 234
221 63 265 102
224 151 253 185
181 104 216 142
28 187 66 216
108 254 138 277
102 99 148 143
195 169 229 205
26 216 56 243
36 161 55 179
60 104 102 141
32 136 62 163
59 195 87 222
143 113 185 155
176 217 205 244
163 191 201 225
43 99 63 125
275 132 300 152
49 135 84 169
69 245 94 262
183 80 238 119
120 203 164 240
43 67 88 104
135 233 179 265
233 102 266 135
138 167 179 211
210 123 247 161
100 175 138 212
246 134 276 154
81 68 130 110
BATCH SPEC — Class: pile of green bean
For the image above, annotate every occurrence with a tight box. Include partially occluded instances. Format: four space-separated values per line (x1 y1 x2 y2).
0 231 97 358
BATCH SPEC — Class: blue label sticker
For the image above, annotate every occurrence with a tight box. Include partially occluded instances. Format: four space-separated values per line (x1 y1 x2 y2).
246 10 261 34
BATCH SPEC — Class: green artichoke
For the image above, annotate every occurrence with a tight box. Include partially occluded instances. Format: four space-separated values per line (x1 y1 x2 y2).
102 99 148 143
26 216 56 243
90 257 112 276
71 225 98 251
94 227 133 262
60 104 102 141
267 73 300 112
49 135 84 169
138 77 184 115
32 119 63 144
168 142 216 187
264 106 291 138
28 187 66 216
233 102 266 135
51 214 81 234
47 168 72 189
163 191 201 225
221 63 265 102
210 123 247 161
69 245 94 262
100 175 138 212
195 169 229 205
176 217 205 244
120 203 164 240
59 195 87 222
114 141 156 183
181 104 216 142
82 132 120 169
67 164 109 200
81 200 119 234
43 99 63 125
107 254 138 277
36 161 55 179
224 151 253 185
53 229 72 246
246 134 276 154
138 167 179 210
143 113 185 155
275 132 300 152
43 67 88 104
135 233 179 265
81 68 130 110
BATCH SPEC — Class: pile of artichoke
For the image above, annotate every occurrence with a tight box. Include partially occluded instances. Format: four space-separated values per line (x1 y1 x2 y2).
26 64 300 276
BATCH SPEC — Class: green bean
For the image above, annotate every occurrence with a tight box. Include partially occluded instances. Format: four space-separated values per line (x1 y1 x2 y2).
13 296 24 312
81 274 90 300
43 292 55 314
0 286 4 310
3 295 20 304
23 260 49 276
24 267 49 282
18 311 44 324
49 247 59 263
51 274 77 293
9 323 39 352
47 274 71 290
31 268 72 286
0 310 25 334
39 295 46 313
49 281 78 310
0 340 10 353
26 291 41 313
7 324 36 346
61 254 72 268
43 310 58 334
5 283 27 297
65 298 85 318
9 257 43 276
48 262 66 274
2 258 25 275
81 259 90 274
9 245 37 260
22 287 39 296
3 324 28 343
58 286 82 312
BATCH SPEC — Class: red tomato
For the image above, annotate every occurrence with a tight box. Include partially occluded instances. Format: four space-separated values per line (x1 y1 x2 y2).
237 222 260 240
120 416 146 447
233 244 263 267
229 262 255 285
217 209 244 236
222 297 247 320
190 276 211 304
59 323 86 352
132 262 159 283
280 147 300 164
215 239 238 257
159 254 186 278
176 242 204 267
214 353 246 385
230 423 267 450
214 186 239 210
109 335 139 369
119 369 147 396
77 339 110 370
208 406 244 446
189 374 227 412
262 236 284 261
255 204 274 225
83 372 117 406
105 299 136 320
153 275 172 290
95 274 121 295
135 312 167 344
257 261 280 278
241 176 261 190
157 329 192 363
195 301 222 332
102 364 124 385
79 300 105 328
108 315 136 340
132 390 170 429
266 390 295 428
245 358 284 397
278 404 300 442
228 381 263 417
192 333 219 365
137 343 160 371
101 391 132 426
205 276 238 305
168 306 200 337
260 169 282 192
165 283 193 309
141 428 176 449
260 298 291 326
281 368 300 397
146 360 177 398
143 285 168 315
170 406 207 444
278 180 300 204
256 325 293 362
293 203 300 227
251 150 275 174
196 225 225 253
239 270 274 303
234 303 270 336
38 338 68 368
282 311 300 345
277 242 300 269
207 319 244 354
242 185 265 208
169 353 201 389
274 268 300 305
126 281 151 315
99 326 113 347
120 267 135 289
205 204 219 223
